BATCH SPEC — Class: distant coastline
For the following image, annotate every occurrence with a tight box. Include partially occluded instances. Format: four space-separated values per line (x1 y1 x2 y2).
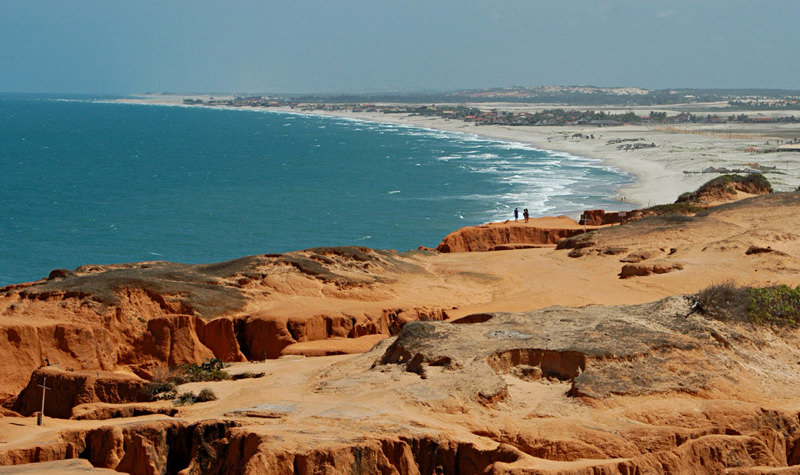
4 95 633 285
114 94 800 208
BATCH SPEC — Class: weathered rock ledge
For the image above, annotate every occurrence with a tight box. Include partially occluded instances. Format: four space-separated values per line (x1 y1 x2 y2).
436 217 588 253
0 247 448 401
4 297 800 473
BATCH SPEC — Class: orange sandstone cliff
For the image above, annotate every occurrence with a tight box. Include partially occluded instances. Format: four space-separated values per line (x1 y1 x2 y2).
436 216 590 252
2 192 800 473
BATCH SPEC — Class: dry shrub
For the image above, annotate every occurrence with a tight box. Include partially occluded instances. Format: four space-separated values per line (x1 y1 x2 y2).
196 388 218 402
175 391 196 406
145 365 179 400
696 281 750 322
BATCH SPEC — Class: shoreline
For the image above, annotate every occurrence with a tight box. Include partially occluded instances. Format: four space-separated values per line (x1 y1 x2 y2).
113 95 800 208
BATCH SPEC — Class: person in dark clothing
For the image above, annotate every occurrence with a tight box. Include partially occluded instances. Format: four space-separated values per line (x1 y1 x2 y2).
523 208 529 222
514 208 519 221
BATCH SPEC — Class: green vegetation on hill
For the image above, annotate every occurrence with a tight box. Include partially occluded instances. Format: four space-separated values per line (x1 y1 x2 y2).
676 173 772 204
640 202 706 216
629 174 772 221
697 282 800 325
699 173 772 193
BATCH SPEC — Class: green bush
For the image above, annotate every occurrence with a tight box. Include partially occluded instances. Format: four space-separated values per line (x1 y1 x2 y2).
144 365 180 400
179 357 229 383
747 285 800 324
699 173 772 193
146 380 177 398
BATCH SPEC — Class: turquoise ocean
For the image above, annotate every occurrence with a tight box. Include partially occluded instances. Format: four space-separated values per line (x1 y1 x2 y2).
0 94 632 286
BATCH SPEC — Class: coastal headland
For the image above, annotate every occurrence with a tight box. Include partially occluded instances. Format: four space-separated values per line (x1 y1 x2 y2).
3 95 800 473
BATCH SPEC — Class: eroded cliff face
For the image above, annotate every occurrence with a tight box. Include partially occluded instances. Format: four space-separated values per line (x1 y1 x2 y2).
436 217 588 253
0 247 448 401
5 194 800 473
4 297 800 474
11 367 151 418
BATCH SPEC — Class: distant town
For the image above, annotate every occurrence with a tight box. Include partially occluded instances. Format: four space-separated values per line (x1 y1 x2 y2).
183 85 800 128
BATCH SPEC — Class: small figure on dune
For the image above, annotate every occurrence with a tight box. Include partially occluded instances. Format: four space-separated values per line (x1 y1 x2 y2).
523 208 529 222
514 208 519 221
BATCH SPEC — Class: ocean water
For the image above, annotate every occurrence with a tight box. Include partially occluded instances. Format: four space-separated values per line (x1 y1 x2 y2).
0 94 632 285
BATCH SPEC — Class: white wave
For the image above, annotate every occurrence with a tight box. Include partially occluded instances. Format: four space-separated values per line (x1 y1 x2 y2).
387 190 401 194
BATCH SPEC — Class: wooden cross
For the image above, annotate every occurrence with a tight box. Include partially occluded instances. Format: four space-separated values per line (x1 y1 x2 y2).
38 376 51 425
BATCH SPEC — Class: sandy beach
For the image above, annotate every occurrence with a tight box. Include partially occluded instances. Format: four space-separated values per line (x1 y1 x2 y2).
116 95 800 209
272 106 800 208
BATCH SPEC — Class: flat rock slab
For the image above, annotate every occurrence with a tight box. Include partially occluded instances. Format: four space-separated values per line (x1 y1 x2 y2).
373 296 756 401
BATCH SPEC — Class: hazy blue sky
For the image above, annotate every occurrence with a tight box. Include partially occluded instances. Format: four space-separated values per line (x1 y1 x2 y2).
1 0 798 94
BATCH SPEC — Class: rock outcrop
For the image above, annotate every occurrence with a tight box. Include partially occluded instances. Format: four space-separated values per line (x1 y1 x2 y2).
373 296 749 401
5 296 800 473
10 367 150 418
436 217 587 252
0 247 448 402
579 209 629 226
557 193 800 282
618 261 684 278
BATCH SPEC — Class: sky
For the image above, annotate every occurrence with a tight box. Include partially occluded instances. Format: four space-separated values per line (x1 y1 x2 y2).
1 0 799 94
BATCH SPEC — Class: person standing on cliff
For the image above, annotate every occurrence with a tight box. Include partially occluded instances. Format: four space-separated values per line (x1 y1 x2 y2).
523 208 529 223
514 208 519 221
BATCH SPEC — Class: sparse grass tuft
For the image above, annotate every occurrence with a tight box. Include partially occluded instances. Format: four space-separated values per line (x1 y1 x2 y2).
196 388 218 402
173 388 217 406
231 371 266 381
175 391 197 406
